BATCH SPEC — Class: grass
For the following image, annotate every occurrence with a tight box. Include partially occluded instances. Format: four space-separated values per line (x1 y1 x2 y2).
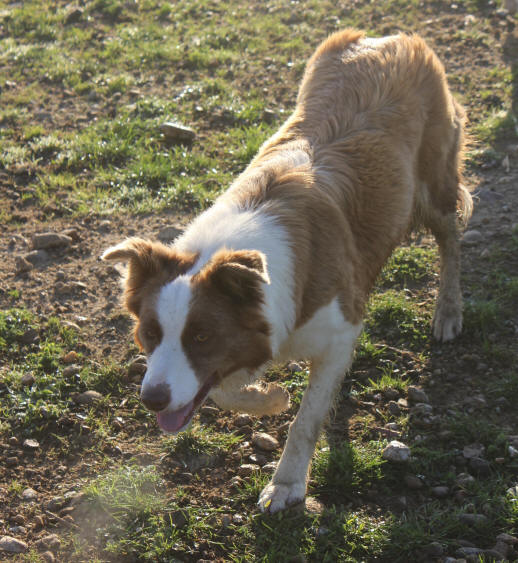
1 0 518 561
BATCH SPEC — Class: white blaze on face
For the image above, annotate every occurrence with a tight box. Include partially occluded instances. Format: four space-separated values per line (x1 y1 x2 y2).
141 275 199 411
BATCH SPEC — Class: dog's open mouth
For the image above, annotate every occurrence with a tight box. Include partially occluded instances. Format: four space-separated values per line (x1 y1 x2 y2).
156 374 216 433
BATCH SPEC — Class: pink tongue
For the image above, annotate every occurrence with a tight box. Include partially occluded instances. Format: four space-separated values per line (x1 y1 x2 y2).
156 401 194 433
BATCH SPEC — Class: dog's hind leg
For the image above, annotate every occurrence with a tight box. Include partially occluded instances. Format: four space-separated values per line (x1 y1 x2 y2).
419 101 472 342
258 312 362 513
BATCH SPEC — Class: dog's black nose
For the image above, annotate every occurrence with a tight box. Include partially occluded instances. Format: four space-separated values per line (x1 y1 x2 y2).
140 383 171 412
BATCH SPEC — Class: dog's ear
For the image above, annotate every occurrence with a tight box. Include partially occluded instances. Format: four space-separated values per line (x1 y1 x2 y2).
102 238 196 315
196 249 269 304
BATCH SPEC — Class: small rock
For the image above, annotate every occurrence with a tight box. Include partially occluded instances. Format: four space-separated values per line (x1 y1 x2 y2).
33 515 45 529
98 220 111 232
407 385 429 403
252 432 279 451
249 453 267 466
238 464 260 476
463 443 484 459
74 390 103 404
22 438 39 449
62 351 79 364
220 514 232 528
462 230 483 246
410 403 433 416
15 255 33 274
8 526 26 535
234 414 252 427
404 474 423 489
383 388 399 400
432 486 450 498
423 541 444 558
469 457 490 477
397 398 408 409
382 441 410 463
128 360 146 377
456 546 483 558
32 232 72 250
41 551 55 563
388 401 401 416
36 534 60 551
232 513 245 524
496 533 518 545
261 461 277 474
508 445 518 458
167 509 188 528
0 536 28 553
159 122 195 143
63 365 81 378
305 496 325 513
456 472 475 487
24 249 50 266
19 328 39 344
65 7 83 24
287 361 303 373
229 475 243 488
6 456 18 467
61 228 80 242
8 436 19 446
20 373 35 386
460 513 488 526
156 225 183 242
21 488 38 501
47 497 66 512
504 0 518 14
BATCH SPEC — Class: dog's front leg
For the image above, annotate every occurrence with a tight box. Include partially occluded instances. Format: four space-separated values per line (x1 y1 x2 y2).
258 329 359 513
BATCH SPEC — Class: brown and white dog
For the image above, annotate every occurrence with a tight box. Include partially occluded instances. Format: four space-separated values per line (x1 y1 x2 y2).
103 30 472 513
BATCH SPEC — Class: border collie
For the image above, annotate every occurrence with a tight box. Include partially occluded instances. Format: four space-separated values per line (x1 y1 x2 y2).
103 29 472 513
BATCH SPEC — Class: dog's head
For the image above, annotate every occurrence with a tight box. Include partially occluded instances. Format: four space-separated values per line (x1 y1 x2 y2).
102 238 272 432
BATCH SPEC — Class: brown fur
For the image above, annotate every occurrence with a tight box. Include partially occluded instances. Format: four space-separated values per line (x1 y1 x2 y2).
221 29 471 328
182 250 272 384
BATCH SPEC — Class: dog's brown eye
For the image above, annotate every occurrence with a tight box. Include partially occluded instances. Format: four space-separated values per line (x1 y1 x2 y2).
194 333 208 343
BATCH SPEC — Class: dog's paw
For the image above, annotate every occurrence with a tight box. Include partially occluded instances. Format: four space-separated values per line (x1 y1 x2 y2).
257 482 306 513
432 306 462 342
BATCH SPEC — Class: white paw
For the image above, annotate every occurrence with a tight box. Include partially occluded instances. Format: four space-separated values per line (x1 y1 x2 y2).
257 482 306 513
433 306 462 342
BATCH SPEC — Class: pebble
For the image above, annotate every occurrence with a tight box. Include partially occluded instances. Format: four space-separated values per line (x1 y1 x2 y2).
423 541 444 558
252 432 279 451
47 496 66 512
62 351 79 364
167 509 188 529
261 461 277 474
21 488 38 500
238 463 260 476
456 472 475 487
287 361 303 373
32 232 72 250
404 474 423 489
6 456 18 467
432 486 450 498
234 413 252 427
456 546 483 558
73 390 103 404
383 387 399 400
229 475 243 488
407 385 429 403
459 513 488 526
128 359 147 377
20 373 35 386
249 453 266 466
469 457 490 477
0 536 28 553
8 526 26 535
24 249 50 266
23 438 39 449
34 534 60 551
64 6 83 24
159 122 195 143
462 230 483 246
388 401 401 416
382 441 410 463
156 225 183 242
508 445 518 458
63 365 81 377
41 551 55 563
463 443 484 459
15 255 33 273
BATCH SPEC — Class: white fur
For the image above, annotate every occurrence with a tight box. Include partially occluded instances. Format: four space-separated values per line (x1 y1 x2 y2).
142 275 199 410
258 299 362 513
176 201 297 356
